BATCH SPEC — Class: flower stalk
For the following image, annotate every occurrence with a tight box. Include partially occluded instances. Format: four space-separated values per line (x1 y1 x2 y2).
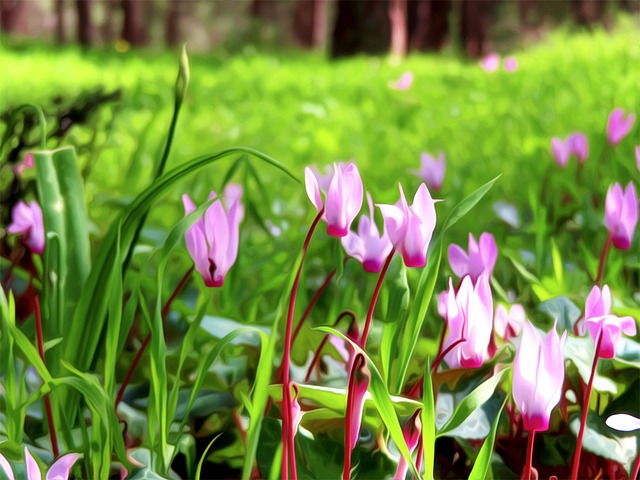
595 233 613 284
523 430 536 480
282 208 324 480
360 248 395 348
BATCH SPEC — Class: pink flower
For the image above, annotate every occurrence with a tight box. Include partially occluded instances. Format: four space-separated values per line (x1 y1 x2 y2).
344 354 370 478
568 132 589 163
341 193 392 273
442 274 493 369
512 320 566 432
389 72 414 91
494 303 526 342
607 108 635 146
378 183 438 268
0 447 80 480
411 151 446 191
551 133 589 167
7 200 45 254
635 146 640 171
182 184 244 287
480 53 500 73
447 232 498 282
13 152 34 176
584 285 636 359
503 56 518 72
393 410 422 480
305 162 364 237
604 182 638 250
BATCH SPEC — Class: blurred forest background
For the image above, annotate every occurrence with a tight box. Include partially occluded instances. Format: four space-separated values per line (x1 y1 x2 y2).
1 0 638 58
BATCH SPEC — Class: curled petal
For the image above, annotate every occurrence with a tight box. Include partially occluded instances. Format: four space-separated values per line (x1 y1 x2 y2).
47 453 81 480
0 453 15 480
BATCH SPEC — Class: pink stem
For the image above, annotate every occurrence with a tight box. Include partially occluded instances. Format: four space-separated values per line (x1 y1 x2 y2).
571 333 602 480
304 310 356 383
522 429 536 480
35 296 59 458
431 337 466 374
282 208 324 480
359 249 395 348
115 267 193 410
595 233 613 284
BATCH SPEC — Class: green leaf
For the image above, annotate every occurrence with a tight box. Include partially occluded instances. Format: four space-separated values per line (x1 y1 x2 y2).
421 359 436 480
441 174 501 232
437 368 509 437
468 396 507 480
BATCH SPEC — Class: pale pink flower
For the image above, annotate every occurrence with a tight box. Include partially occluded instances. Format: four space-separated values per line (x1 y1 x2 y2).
0 447 80 480
512 321 566 432
447 232 498 282
607 108 635 146
584 285 636 359
604 182 638 250
503 56 518 72
442 274 494 369
635 146 640 171
305 162 364 237
378 183 438 268
7 200 45 254
13 152 34 176
389 72 414 91
182 184 244 287
480 53 500 72
411 151 446 191
494 303 526 342
341 193 392 273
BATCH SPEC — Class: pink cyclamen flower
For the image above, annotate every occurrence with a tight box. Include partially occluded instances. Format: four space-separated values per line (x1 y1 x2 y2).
503 56 518 72
0 447 80 480
604 182 638 250
182 184 244 287
378 183 437 268
584 285 636 359
7 200 45 254
411 151 446 191
341 192 392 273
551 137 571 168
568 132 589 163
441 273 493 369
635 146 640 171
607 108 635 146
448 232 498 282
389 71 414 91
13 152 34 176
512 321 566 432
494 303 526 342
305 162 364 237
480 53 500 72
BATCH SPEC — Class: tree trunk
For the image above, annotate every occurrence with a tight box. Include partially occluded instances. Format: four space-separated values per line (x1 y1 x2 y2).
572 0 607 25
0 0 22 33
76 0 92 46
388 0 407 57
313 0 328 47
459 0 489 58
165 0 181 46
55 0 65 43
330 0 390 58
121 0 139 45
293 0 315 47
251 0 278 21
409 0 451 52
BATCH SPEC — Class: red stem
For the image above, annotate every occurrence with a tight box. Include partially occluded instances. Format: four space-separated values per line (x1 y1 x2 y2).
359 249 395 348
595 233 613 284
522 429 536 480
571 333 602 480
115 267 193 410
631 452 640 480
304 311 356 383
282 209 324 480
431 337 466 374
35 296 59 457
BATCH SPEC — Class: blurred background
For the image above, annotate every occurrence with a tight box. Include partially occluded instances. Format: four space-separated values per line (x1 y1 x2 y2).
1 0 638 57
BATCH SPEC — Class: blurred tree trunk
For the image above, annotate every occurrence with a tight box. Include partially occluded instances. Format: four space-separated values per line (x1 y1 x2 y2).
251 0 278 20
330 0 390 58
459 0 489 58
121 0 139 45
76 0 92 46
100 0 117 44
293 0 328 48
55 0 65 43
408 0 451 52
388 0 407 56
572 0 607 25
166 0 181 46
0 0 22 33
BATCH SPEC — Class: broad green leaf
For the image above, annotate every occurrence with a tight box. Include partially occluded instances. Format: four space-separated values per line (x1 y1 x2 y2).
422 359 436 480
437 368 509 437
468 396 508 480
